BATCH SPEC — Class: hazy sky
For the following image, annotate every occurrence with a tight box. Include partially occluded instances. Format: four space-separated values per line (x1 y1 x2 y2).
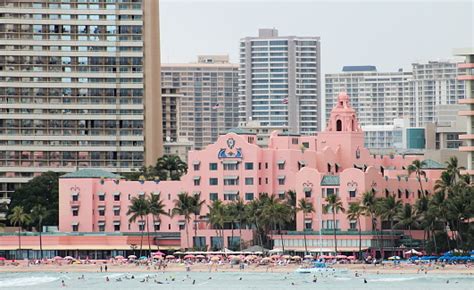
160 0 473 74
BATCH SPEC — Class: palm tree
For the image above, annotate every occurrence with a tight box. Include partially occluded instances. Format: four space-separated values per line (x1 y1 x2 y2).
297 198 314 255
346 202 363 260
285 190 297 230
379 195 402 239
395 203 419 241
262 195 283 250
415 195 430 251
273 202 293 252
156 155 187 180
207 200 226 250
408 160 427 197
171 192 193 249
8 206 31 258
362 191 383 258
30 205 48 260
190 193 205 249
245 198 264 248
232 198 247 250
324 194 345 254
127 196 149 257
148 193 167 251
445 156 463 184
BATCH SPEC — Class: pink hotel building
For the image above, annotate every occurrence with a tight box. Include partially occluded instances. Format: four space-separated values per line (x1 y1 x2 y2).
49 92 447 256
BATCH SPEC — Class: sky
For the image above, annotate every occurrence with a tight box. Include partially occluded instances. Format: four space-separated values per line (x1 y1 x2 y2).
160 0 473 74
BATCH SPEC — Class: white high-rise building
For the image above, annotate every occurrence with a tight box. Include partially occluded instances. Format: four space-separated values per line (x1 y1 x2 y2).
412 61 465 127
325 66 414 127
239 28 321 134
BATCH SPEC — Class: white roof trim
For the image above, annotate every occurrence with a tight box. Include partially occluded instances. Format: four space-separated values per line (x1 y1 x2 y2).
222 160 239 165
224 175 239 179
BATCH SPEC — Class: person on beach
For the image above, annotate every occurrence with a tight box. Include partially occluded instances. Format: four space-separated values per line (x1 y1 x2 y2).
61 280 66 287
100 265 102 272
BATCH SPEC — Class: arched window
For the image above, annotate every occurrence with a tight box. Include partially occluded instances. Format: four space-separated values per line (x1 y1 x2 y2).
336 119 342 131
351 119 355 131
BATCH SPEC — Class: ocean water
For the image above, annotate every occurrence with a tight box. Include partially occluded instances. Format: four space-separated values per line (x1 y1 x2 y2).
0 271 473 290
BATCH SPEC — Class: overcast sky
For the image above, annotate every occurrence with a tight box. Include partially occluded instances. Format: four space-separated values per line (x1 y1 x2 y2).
160 0 473 74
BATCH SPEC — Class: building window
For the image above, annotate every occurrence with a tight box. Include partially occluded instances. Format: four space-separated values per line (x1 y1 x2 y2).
224 193 238 201
349 190 356 198
245 192 254 201
98 194 105 201
98 208 105 216
304 221 312 230
278 177 285 185
304 189 312 198
193 163 200 171
278 162 285 170
326 188 335 197
154 224 161 231
224 177 239 186
72 194 79 202
245 162 254 170
72 224 79 232
302 142 309 149
139 223 145 231
265 163 268 169
194 178 201 186
209 178 218 186
349 220 357 230
114 194 120 201
265 177 268 184
209 193 218 201
292 138 299 145
245 177 254 185
223 163 239 170
278 192 285 200
72 208 79 216
114 208 120 216
114 224 121 231
209 163 218 170
98 224 105 232
178 224 185 231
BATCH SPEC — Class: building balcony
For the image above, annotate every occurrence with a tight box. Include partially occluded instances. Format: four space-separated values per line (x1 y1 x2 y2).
459 99 474 104
459 134 474 140
459 146 474 152
457 63 474 69
458 110 474 116
460 169 474 176
457 75 474 81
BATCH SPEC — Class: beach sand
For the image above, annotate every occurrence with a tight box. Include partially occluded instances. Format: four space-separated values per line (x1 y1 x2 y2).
0 261 473 275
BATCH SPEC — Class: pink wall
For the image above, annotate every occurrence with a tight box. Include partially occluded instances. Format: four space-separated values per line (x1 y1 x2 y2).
58 92 445 249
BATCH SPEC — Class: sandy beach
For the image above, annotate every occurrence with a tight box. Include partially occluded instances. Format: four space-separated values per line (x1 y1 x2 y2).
1 261 473 275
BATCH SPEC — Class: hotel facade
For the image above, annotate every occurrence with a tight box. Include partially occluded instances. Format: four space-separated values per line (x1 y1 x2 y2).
0 0 162 217
0 92 443 259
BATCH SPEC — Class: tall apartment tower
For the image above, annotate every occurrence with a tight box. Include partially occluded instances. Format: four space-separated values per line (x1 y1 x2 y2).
325 66 414 127
239 28 321 134
161 55 239 150
0 0 162 206
455 49 474 180
412 61 465 127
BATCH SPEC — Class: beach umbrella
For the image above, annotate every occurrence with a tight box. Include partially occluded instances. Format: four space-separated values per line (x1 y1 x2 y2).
195 255 206 259
184 254 196 259
260 257 271 263
388 256 401 260
282 255 291 259
347 256 356 260
231 256 241 261
210 256 220 261
336 255 347 259
304 255 313 259
152 251 165 256
165 255 175 259
64 256 74 260
128 255 137 259
404 249 422 256
292 256 301 260
0 257 6 261
270 255 281 260
173 251 184 255
53 256 63 260
139 256 148 260
115 255 124 260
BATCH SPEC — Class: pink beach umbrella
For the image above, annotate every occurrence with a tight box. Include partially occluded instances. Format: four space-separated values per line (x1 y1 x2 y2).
53 256 63 260
195 255 206 259
0 257 6 261
336 255 348 259
270 255 280 260
152 251 165 256
115 255 124 260
165 255 175 259
183 254 195 259
347 256 356 260
304 255 314 259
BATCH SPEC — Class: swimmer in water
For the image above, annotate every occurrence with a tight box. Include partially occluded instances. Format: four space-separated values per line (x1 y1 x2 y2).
61 280 66 287
364 278 367 284
192 280 196 285
313 277 318 283
239 277 242 280
106 277 109 282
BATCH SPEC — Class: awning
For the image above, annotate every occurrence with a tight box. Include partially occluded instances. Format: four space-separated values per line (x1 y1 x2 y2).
98 192 105 196
277 160 286 165
222 160 239 165
154 221 161 225
113 206 120 210
113 192 120 196
97 221 105 226
192 191 201 195
98 206 105 210
277 175 285 180
304 220 312 224
152 191 160 196
277 191 285 195
71 222 79 226
303 187 312 192
193 176 201 180
193 160 201 165
298 160 306 165
113 221 120 225
71 192 79 196
178 221 185 226
224 175 238 180
138 192 145 196
224 190 239 195
138 221 145 225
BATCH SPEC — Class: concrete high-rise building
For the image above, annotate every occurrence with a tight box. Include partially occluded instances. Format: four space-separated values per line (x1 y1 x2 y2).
0 0 162 210
412 61 465 127
161 55 239 150
239 28 321 134
325 66 414 128
455 49 474 180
